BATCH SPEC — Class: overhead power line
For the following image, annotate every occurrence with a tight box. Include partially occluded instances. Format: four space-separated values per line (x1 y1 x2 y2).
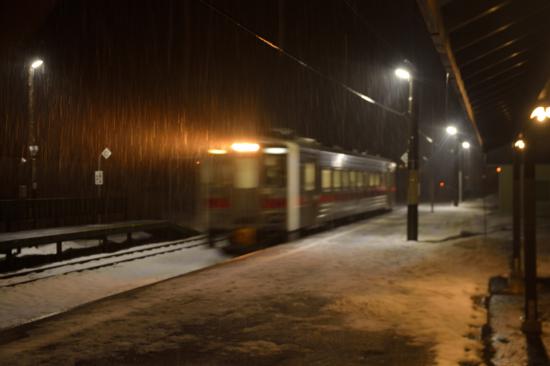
199 0 406 118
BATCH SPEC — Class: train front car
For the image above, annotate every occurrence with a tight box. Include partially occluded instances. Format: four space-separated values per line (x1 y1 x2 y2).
201 140 296 252
200 137 396 252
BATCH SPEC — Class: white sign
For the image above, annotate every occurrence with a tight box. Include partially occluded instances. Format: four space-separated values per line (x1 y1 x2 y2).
95 170 104 185
101 148 112 160
400 152 408 164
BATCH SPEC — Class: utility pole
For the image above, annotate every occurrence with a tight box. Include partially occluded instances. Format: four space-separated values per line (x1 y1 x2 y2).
28 59 44 198
407 70 419 241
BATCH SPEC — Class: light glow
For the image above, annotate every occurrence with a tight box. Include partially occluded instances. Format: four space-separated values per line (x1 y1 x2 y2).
231 142 260 153
461 141 470 149
333 153 346 168
496 166 502 173
530 106 550 122
31 59 44 69
263 147 288 154
446 125 458 136
394 68 411 80
207 148 227 155
514 139 526 150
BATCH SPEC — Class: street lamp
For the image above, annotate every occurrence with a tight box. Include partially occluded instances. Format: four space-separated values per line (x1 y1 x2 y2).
395 64 419 241
28 58 44 199
530 106 550 122
461 141 470 149
446 125 459 206
446 125 457 136
514 138 526 150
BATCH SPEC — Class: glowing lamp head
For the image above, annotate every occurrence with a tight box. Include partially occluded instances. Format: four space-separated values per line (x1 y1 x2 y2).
207 148 227 155
530 106 549 122
439 181 445 188
446 125 458 136
231 142 260 153
514 139 526 150
496 166 502 174
461 141 470 149
30 59 44 69
394 68 411 81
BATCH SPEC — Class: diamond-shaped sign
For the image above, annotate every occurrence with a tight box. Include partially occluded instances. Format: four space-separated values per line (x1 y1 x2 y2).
101 148 112 160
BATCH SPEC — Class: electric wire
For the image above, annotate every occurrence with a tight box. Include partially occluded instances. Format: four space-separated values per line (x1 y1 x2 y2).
199 0 406 118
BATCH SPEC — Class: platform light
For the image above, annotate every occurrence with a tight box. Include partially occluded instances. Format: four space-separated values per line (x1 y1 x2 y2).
263 147 287 154
530 106 550 122
231 142 260 153
496 166 502 173
394 68 411 81
514 138 526 150
207 148 227 155
30 59 44 69
461 141 470 149
446 125 458 136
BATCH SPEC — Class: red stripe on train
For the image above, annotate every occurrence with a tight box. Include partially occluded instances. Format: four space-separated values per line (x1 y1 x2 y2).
207 198 230 209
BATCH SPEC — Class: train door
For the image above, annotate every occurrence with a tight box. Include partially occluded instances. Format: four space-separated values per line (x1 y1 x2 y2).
300 156 318 228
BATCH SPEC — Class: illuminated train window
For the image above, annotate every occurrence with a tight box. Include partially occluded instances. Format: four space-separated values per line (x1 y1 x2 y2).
234 157 259 189
321 169 332 191
357 171 364 188
350 171 357 189
303 163 316 191
333 170 342 190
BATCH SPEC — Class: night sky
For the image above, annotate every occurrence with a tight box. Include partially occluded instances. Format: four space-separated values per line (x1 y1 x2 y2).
0 0 476 218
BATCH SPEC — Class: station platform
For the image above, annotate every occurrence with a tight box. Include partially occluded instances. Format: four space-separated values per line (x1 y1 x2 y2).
0 201 524 365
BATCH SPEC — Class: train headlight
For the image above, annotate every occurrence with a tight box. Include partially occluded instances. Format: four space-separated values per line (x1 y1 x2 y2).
208 148 227 155
263 147 287 154
231 142 260 153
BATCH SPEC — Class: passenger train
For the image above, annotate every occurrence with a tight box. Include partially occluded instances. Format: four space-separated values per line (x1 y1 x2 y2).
200 136 396 250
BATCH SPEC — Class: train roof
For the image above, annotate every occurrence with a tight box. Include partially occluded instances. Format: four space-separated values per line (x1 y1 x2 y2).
264 136 395 164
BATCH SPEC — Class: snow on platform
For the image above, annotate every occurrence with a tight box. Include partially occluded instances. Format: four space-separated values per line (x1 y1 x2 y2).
0 242 228 330
0 202 513 366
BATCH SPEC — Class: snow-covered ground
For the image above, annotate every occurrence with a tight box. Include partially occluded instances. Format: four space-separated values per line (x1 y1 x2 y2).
0 241 228 330
0 201 516 365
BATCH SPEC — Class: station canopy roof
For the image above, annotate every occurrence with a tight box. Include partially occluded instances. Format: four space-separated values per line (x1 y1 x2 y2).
418 0 550 151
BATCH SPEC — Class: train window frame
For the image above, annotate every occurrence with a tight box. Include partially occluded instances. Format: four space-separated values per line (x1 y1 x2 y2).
263 154 286 188
321 168 332 192
342 170 349 190
349 171 357 190
303 163 316 192
356 171 364 188
333 169 342 190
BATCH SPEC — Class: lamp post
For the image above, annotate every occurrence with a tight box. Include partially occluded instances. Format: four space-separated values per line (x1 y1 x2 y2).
28 59 44 199
510 135 525 292
96 148 112 224
446 125 459 206
520 105 549 334
459 140 470 202
395 65 419 241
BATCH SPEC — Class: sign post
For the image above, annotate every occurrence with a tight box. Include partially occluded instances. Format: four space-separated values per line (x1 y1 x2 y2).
96 148 111 224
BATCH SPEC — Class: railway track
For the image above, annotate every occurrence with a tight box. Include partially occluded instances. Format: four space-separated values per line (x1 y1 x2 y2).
0 235 221 288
